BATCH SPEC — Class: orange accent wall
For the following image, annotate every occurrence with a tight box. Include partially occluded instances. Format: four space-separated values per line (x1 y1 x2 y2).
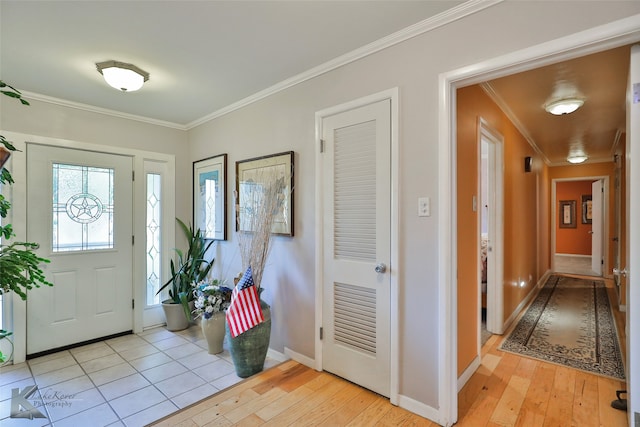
555 180 593 255
548 162 616 274
456 85 548 376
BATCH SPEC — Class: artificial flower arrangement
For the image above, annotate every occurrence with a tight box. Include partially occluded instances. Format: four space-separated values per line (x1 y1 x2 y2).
192 280 232 319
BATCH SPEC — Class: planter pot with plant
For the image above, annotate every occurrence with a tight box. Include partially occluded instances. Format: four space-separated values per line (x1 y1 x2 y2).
156 218 214 331
192 280 232 354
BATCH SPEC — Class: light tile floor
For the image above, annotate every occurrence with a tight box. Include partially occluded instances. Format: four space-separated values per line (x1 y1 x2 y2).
0 324 280 427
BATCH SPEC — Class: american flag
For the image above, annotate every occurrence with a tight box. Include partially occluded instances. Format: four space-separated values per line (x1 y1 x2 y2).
226 266 264 337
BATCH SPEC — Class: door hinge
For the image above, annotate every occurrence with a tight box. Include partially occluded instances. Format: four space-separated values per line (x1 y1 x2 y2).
320 139 325 153
132 299 135 309
602 258 604 265
132 170 135 181
132 235 135 245
319 327 323 340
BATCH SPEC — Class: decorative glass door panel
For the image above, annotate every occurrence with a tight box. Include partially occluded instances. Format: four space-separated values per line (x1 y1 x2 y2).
146 173 161 306
52 163 115 252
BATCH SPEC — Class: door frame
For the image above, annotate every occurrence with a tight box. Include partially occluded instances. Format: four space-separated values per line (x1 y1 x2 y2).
439 16 640 426
4 132 175 363
477 118 505 336
550 176 609 277
314 87 399 404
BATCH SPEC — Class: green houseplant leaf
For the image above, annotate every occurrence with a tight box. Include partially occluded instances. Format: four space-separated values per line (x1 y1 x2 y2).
156 218 215 321
0 81 52 302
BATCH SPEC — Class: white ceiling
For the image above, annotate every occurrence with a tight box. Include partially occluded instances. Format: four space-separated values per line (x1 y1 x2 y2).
1 0 461 128
1 1 631 165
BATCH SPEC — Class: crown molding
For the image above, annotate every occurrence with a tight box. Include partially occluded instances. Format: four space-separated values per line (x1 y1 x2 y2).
186 0 504 129
480 82 552 166
19 0 504 131
21 91 188 131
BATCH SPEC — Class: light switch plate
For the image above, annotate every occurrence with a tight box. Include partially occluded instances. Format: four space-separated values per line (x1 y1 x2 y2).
418 197 430 217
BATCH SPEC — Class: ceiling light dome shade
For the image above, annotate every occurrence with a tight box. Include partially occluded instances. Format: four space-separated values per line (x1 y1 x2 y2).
545 98 584 115
567 154 588 164
96 60 149 92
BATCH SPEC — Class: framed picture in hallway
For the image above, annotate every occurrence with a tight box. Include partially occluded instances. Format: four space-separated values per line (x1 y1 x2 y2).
236 151 294 236
582 194 592 224
559 200 576 228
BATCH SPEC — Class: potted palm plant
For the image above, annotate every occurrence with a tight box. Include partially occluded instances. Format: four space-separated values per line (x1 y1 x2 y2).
157 218 214 331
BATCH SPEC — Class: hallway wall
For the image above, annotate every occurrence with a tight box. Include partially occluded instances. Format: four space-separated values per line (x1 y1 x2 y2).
456 85 546 375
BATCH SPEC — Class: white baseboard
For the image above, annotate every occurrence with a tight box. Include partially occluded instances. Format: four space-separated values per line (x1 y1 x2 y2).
283 346 315 368
502 271 549 332
266 348 289 363
458 355 481 392
397 394 440 425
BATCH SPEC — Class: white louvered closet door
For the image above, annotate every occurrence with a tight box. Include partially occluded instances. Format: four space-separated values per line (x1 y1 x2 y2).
321 99 391 397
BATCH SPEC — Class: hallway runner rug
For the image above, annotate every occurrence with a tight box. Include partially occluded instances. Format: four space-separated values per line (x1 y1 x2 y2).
499 274 625 380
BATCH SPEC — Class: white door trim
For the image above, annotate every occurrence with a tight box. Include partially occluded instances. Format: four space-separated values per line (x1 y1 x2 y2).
4 132 175 363
439 15 640 426
550 176 609 277
477 118 505 336
314 87 399 404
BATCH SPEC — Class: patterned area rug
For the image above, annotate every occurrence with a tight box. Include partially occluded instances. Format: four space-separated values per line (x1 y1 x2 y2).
500 275 625 380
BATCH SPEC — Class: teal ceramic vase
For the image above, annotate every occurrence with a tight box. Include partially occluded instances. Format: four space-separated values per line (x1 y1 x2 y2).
226 300 271 378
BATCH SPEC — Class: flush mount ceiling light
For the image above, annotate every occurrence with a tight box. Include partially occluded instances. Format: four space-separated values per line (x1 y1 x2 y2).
96 60 149 92
567 154 588 164
544 98 584 115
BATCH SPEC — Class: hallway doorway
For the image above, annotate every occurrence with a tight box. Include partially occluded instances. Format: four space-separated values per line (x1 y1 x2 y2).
551 177 608 278
442 23 640 426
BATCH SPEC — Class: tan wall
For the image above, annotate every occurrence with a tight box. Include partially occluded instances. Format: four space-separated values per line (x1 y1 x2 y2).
456 85 544 375
556 180 594 255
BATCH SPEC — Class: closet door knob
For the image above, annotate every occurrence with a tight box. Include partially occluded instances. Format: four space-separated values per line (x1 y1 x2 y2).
375 263 387 274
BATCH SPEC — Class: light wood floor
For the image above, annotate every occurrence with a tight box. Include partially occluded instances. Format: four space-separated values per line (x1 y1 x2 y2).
152 276 628 427
150 359 436 426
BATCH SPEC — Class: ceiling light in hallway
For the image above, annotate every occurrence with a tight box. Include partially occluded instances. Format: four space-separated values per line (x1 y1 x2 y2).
544 98 584 115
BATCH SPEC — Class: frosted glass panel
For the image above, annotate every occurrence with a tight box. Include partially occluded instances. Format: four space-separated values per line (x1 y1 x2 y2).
53 164 114 252
146 173 161 306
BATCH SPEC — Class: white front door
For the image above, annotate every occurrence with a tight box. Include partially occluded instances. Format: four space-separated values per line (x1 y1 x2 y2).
321 99 391 397
591 179 603 275
27 144 133 355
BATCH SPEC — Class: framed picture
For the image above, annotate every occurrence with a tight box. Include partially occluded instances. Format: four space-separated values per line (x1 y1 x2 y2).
236 151 294 236
559 200 576 228
193 154 227 240
582 194 593 224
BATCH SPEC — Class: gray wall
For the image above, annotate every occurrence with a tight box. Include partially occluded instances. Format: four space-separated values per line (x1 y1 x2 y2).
187 1 640 409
